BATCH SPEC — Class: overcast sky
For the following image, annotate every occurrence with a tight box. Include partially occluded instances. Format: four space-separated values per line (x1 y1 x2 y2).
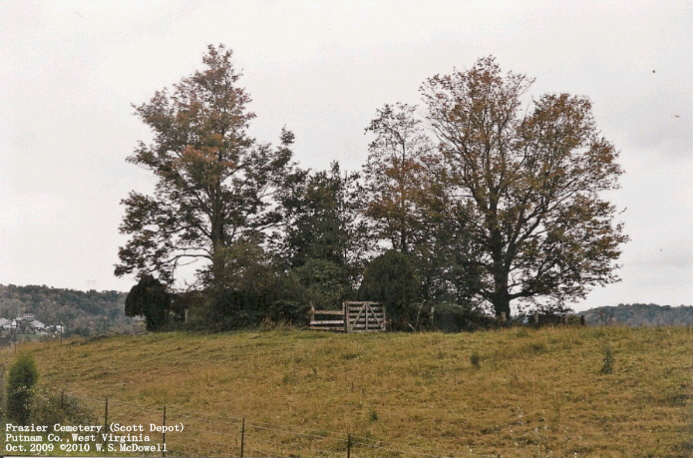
1 0 691 312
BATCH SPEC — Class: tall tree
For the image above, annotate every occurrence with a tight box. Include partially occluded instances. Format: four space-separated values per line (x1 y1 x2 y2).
362 103 479 306
115 45 294 287
275 162 368 274
420 57 628 318
362 103 435 254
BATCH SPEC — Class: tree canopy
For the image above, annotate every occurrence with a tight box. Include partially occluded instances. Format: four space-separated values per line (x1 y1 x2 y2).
275 162 367 273
362 103 435 255
115 47 627 329
115 44 295 288
420 56 628 318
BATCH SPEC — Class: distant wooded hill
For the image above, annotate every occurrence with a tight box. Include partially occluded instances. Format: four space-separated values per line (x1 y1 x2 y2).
1 284 691 335
0 284 142 337
581 303 693 327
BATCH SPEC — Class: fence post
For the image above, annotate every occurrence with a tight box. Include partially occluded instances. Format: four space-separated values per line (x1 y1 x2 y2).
0 365 4 409
240 417 245 458
162 405 167 457
104 397 109 435
346 433 351 458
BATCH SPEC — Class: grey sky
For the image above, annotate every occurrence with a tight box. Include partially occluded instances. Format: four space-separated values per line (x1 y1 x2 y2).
1 0 691 311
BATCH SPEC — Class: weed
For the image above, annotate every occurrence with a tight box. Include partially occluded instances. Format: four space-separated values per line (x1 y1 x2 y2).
551 403 561 433
601 345 614 374
470 351 481 369
526 342 547 355
341 352 360 361
515 328 530 338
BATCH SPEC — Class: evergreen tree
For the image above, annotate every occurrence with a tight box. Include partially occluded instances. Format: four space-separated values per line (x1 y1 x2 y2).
358 250 420 330
124 275 171 331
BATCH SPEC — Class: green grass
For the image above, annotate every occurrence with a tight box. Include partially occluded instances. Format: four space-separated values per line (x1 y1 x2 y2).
2 326 691 457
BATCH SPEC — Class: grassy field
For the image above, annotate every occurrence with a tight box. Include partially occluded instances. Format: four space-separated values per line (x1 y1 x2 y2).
2 325 691 457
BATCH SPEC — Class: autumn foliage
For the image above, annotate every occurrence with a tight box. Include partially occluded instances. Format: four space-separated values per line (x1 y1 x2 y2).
116 47 627 329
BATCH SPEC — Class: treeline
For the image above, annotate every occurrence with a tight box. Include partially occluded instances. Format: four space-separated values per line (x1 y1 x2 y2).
115 45 629 332
582 304 693 327
0 284 141 337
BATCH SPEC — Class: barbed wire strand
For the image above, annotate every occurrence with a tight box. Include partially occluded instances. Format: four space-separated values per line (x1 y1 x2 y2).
55 388 504 457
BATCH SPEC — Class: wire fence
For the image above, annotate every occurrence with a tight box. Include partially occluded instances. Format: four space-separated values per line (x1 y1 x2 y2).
53 392 497 458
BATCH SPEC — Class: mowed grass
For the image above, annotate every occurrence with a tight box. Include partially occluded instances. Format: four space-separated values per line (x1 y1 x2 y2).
3 326 691 457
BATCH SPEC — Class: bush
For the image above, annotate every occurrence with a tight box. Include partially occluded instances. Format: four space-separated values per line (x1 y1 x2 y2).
521 303 576 327
430 302 496 332
31 388 95 428
7 353 39 424
601 346 614 374
265 300 311 328
470 352 481 369
125 275 172 331
65 326 91 338
358 250 420 331
293 259 351 310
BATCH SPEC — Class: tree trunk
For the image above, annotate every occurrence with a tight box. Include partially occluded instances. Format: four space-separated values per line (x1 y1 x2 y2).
492 294 511 321
489 222 511 319
491 262 511 319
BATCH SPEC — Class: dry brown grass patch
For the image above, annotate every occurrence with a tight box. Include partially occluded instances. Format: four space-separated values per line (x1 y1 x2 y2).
1 326 690 457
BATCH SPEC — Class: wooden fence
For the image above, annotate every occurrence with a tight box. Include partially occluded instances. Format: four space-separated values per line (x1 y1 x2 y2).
308 308 346 332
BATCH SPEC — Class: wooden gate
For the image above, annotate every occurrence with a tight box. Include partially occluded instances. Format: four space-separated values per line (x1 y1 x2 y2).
308 302 386 332
344 302 386 332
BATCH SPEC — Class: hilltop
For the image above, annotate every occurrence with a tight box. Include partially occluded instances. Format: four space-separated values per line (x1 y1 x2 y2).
4 326 691 457
1 284 692 340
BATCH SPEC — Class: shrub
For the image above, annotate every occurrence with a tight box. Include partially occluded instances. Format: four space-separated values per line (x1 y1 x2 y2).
358 250 420 331
31 388 95 427
7 353 39 424
470 352 481 369
521 303 576 327
125 275 172 331
430 302 496 332
601 346 614 374
293 259 351 310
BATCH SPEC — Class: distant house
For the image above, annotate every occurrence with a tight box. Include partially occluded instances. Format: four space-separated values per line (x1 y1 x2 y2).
1 313 63 336
0 319 17 330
